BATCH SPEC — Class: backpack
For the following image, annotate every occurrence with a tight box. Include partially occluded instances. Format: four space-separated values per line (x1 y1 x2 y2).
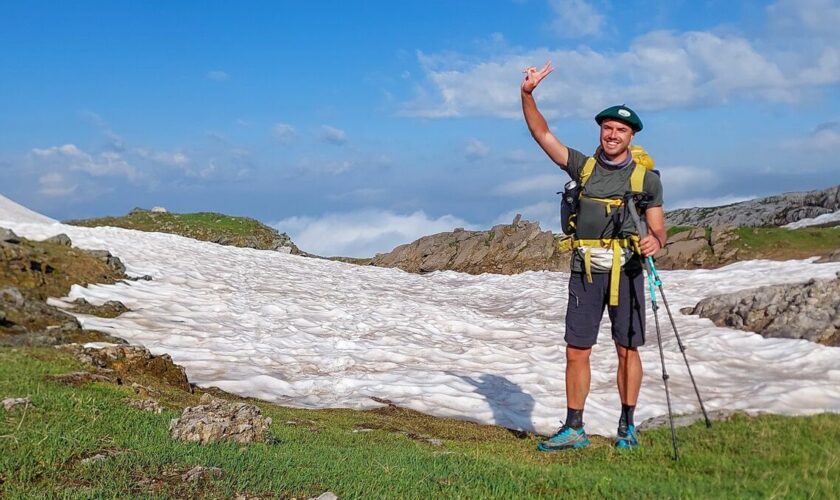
562 144 656 306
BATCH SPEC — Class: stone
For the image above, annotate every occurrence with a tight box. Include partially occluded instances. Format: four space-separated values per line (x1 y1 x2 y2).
128 399 164 414
2 397 31 411
0 227 20 244
310 493 338 500
84 250 126 274
169 395 273 444
687 275 840 345
181 465 223 482
80 453 109 465
62 344 191 391
44 233 72 246
0 287 25 308
151 206 168 213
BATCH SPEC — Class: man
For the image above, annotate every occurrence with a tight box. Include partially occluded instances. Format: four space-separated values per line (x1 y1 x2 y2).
521 61 666 451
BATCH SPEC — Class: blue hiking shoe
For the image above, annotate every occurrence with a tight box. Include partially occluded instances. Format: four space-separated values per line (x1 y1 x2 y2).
537 425 590 452
615 424 639 449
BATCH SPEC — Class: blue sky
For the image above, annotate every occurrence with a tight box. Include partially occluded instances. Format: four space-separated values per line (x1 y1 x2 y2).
2 0 838 257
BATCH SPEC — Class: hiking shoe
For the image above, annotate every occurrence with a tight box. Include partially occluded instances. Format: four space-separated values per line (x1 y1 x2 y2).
537 425 590 452
615 424 639 449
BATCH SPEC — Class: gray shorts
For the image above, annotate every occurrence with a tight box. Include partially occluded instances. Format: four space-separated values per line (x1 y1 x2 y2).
564 269 646 348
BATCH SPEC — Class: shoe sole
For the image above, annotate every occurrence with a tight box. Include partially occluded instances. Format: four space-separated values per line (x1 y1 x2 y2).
537 438 591 452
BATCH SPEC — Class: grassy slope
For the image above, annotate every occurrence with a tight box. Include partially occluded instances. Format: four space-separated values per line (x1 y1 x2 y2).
66 211 298 253
668 226 840 260
2 348 838 498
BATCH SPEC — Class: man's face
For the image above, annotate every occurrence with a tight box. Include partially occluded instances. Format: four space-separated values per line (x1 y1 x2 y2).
599 119 634 159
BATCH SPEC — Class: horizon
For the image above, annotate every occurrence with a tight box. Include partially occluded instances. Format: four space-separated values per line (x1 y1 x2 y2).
2 0 839 257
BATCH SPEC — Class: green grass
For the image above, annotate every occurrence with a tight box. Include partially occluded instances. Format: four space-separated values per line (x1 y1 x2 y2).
2 348 839 498
736 227 840 255
667 225 695 237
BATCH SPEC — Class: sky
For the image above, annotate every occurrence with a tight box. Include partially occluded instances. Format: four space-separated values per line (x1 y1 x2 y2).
1 0 839 257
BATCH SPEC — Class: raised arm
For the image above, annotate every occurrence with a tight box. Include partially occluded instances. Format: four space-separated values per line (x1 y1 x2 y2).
521 61 570 168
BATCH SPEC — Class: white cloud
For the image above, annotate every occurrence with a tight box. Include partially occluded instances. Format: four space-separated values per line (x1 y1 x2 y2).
296 158 354 175
31 144 139 180
493 173 567 195
767 0 840 40
464 138 490 160
37 172 77 198
783 122 840 152
656 165 722 199
272 210 475 257
403 25 838 119
207 70 229 81
132 148 190 167
548 0 604 38
274 123 297 144
503 149 538 164
320 125 348 145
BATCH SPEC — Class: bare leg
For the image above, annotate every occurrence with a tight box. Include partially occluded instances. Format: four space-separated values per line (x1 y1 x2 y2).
615 342 642 405
566 345 592 409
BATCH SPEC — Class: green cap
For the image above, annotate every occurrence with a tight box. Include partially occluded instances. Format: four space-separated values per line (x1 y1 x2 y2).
595 105 643 132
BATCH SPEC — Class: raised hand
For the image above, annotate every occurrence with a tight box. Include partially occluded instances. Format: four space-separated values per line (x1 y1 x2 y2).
521 61 554 94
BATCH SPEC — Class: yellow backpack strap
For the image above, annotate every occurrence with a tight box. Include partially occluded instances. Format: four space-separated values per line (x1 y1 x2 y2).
629 163 646 193
580 156 597 187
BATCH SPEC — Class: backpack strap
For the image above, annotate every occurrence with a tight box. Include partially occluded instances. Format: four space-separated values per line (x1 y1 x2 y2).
629 163 647 193
580 156 597 188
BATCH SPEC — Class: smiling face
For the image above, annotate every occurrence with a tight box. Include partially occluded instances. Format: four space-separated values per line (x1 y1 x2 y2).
599 119 635 161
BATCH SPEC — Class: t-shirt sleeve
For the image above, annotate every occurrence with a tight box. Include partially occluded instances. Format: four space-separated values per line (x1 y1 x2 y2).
564 147 588 183
644 170 664 207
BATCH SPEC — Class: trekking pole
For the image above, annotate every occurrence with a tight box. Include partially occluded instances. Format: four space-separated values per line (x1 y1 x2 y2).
623 193 713 431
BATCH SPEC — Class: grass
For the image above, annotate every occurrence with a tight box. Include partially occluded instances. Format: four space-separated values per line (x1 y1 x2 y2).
736 227 840 259
2 348 839 498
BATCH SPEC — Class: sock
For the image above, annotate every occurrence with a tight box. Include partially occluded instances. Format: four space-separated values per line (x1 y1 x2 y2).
619 404 636 429
566 407 584 429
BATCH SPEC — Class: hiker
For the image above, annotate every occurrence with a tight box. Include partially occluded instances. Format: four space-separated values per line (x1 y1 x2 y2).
521 61 666 451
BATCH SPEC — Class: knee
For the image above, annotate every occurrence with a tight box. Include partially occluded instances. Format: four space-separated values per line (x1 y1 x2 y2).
616 344 639 362
566 345 592 363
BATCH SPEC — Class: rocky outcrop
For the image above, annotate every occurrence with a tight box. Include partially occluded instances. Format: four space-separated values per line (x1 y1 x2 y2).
62 344 192 392
69 298 129 318
1 231 127 346
666 185 840 228
169 393 273 444
372 215 570 275
684 273 840 346
655 226 741 270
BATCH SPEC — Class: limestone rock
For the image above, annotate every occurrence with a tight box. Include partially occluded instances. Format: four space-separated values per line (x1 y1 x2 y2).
84 250 126 274
686 274 840 345
0 227 20 244
151 206 168 213
128 399 164 413
169 394 272 444
44 233 72 246
70 298 129 318
372 215 570 275
63 344 191 391
310 493 339 500
2 397 31 411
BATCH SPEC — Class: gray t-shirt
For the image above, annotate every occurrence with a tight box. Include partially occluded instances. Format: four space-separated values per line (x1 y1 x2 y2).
563 147 664 272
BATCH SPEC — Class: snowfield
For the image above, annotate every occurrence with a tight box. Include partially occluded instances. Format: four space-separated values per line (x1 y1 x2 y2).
3 195 840 437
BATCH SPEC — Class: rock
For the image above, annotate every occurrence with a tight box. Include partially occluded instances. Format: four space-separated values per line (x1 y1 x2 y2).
0 287 25 308
129 207 150 215
44 234 72 246
817 249 840 263
128 399 164 414
310 493 339 500
0 227 20 244
638 409 741 431
80 453 109 465
84 250 126 274
169 394 273 444
2 397 31 411
151 206 168 213
687 276 840 345
372 216 570 275
667 185 840 228
62 345 191 391
181 465 223 482
71 298 129 318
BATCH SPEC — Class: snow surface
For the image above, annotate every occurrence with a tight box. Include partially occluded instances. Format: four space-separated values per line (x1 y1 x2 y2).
783 210 840 229
3 197 840 437
0 194 57 224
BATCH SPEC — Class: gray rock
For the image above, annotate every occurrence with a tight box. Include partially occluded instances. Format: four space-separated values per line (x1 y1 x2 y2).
0 227 20 244
667 185 840 228
687 275 840 345
151 206 168 213
84 250 126 273
310 493 339 500
2 397 32 411
128 399 164 414
80 453 109 465
181 465 223 482
44 233 72 246
169 394 273 444
0 287 25 307
638 409 741 431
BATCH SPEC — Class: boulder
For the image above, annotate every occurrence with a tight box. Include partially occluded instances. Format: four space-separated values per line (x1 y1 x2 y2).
84 250 126 274
1 227 20 244
169 394 273 444
63 344 191 391
686 273 840 345
151 206 168 213
44 234 72 246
